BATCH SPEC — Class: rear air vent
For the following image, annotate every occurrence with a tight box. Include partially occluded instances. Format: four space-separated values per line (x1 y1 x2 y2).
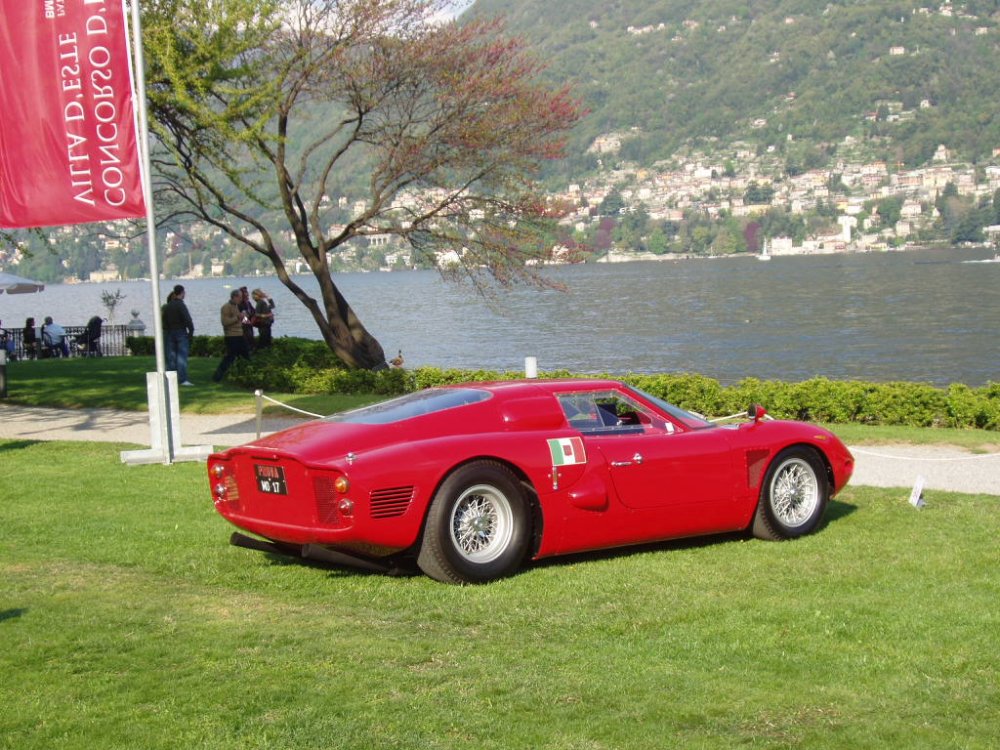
314 477 342 526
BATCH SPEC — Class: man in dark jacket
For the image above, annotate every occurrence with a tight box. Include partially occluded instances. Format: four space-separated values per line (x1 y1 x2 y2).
162 284 195 385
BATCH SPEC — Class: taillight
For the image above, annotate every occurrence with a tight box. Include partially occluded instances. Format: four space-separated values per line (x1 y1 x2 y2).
209 460 239 508
314 473 354 527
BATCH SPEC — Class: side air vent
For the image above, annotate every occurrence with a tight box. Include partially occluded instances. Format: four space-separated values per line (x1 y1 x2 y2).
370 486 414 519
746 449 772 489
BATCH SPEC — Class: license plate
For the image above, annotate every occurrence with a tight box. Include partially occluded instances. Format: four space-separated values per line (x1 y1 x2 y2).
254 464 287 495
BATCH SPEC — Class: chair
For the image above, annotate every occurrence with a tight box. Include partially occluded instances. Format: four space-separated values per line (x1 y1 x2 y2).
22 327 39 360
76 316 103 357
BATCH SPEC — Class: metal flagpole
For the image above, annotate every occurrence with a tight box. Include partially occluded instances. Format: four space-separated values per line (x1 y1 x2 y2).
121 0 211 465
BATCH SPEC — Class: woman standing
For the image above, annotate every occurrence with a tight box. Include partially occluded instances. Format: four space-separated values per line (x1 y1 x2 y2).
238 287 256 348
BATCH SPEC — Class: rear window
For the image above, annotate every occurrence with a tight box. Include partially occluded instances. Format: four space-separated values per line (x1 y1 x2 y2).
324 388 491 425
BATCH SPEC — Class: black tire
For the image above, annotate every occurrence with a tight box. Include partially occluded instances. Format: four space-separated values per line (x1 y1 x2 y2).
752 447 829 541
417 461 531 584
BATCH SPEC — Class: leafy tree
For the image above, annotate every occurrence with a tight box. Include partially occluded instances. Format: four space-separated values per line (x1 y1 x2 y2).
101 289 127 324
646 227 669 255
143 0 581 368
875 196 904 227
593 217 615 253
743 181 774 205
711 218 744 255
743 222 761 254
598 189 624 217
935 182 959 215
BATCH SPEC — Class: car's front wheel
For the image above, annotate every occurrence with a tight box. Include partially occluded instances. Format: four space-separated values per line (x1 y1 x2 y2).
417 461 531 584
752 447 829 541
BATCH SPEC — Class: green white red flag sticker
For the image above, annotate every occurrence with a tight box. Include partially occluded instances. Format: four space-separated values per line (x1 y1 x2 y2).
548 437 586 466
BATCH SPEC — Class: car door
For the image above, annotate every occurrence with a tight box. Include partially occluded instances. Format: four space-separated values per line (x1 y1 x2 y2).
557 389 738 511
589 426 736 510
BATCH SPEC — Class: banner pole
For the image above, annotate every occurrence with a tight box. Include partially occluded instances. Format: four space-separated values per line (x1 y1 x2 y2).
127 0 173 463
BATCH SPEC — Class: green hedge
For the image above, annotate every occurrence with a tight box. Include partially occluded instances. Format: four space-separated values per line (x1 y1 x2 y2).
125 336 1000 430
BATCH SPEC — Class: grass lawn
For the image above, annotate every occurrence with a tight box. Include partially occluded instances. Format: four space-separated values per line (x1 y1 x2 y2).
1 439 998 749
1 356 377 416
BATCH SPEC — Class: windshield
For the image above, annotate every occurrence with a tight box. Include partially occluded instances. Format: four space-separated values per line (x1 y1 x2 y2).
625 385 714 429
324 388 491 425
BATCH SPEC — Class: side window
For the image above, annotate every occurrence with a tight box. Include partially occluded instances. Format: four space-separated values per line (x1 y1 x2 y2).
558 393 603 431
558 391 674 435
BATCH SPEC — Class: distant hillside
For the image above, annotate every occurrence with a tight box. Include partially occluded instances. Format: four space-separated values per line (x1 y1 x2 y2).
465 0 1000 174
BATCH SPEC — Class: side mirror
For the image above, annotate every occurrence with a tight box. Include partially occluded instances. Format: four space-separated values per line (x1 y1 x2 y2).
748 404 768 423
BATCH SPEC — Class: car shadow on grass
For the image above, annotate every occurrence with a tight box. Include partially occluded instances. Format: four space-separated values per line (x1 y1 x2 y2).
823 497 858 525
527 498 858 576
251 548 420 579
230 498 859 583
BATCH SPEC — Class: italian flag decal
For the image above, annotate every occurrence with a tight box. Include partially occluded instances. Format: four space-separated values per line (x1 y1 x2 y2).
548 437 587 466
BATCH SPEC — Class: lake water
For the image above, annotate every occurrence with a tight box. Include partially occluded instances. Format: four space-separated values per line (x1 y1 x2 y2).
2 246 997 386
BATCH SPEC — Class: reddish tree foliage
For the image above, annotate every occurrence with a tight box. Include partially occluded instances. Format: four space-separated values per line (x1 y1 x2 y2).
145 0 582 368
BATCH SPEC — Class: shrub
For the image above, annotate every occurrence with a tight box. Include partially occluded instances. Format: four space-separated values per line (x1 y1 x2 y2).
127 334 227 358
123 336 1000 430
125 335 154 356
856 382 949 427
623 373 727 416
946 382 999 429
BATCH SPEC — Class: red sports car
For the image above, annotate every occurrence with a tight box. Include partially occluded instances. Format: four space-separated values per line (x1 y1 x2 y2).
208 379 853 583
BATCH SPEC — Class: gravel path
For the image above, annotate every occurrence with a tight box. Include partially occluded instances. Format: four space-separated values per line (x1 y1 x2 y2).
2 404 998 495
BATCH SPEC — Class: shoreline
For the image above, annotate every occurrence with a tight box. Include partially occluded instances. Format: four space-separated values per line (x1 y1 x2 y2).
592 240 973 265
23 241 991 285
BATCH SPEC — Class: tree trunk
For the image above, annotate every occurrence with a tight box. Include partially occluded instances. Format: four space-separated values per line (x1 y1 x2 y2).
267 247 388 370
318 274 388 370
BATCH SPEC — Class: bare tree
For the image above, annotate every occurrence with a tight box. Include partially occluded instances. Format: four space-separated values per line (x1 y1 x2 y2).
143 0 581 368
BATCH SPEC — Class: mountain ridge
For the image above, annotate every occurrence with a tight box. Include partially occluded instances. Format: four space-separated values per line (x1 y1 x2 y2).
464 0 1000 175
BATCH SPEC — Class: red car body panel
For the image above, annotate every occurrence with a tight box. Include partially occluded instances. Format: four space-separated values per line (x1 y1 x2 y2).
208 379 854 563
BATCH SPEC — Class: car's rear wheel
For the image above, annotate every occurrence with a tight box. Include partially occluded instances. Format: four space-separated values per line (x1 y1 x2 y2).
417 461 530 584
752 447 829 541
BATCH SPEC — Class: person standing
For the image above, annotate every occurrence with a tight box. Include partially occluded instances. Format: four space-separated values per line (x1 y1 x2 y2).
212 289 251 382
238 286 256 348
162 284 195 386
251 288 275 349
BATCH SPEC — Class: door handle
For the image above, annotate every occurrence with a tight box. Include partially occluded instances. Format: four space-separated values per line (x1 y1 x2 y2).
611 453 644 467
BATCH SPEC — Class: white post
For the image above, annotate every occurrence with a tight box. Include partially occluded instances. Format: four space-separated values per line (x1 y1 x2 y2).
524 356 538 379
255 389 264 438
120 2 212 465
121 372 213 464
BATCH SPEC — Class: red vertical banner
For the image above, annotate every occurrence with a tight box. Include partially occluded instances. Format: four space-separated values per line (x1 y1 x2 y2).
0 0 147 229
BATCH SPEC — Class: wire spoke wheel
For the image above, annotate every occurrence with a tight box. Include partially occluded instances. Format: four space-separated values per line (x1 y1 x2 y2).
753 447 829 541
769 458 820 527
418 461 531 584
450 484 515 563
